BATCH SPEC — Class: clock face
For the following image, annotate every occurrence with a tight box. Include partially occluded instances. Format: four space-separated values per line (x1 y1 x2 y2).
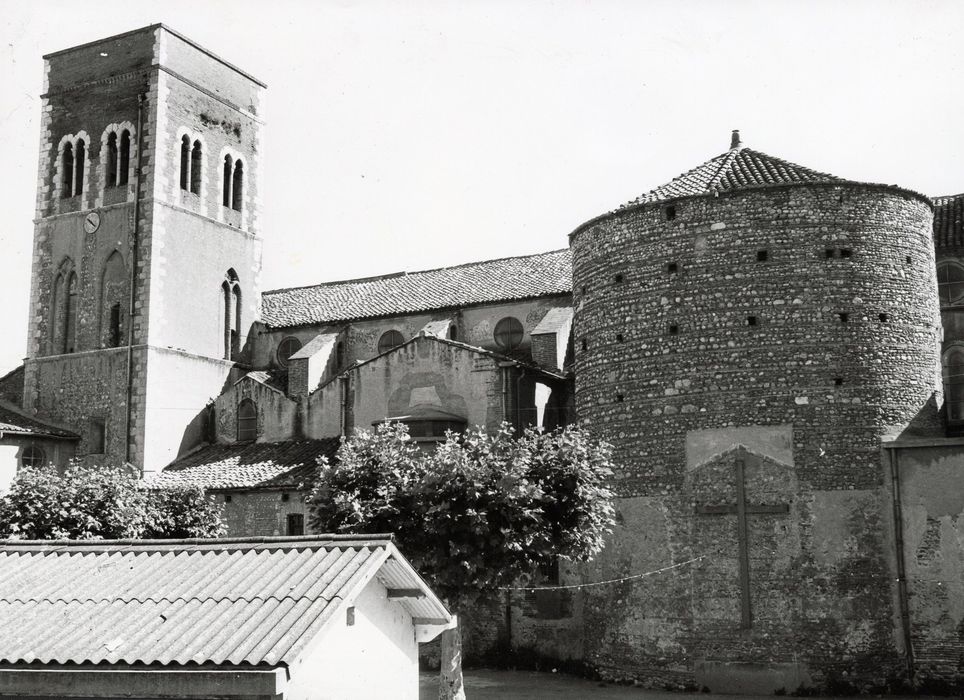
84 211 101 234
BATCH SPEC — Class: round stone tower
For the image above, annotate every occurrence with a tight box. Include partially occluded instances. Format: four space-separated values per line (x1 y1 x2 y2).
567 132 942 690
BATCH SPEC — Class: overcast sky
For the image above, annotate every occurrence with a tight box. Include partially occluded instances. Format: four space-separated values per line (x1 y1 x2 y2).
1 0 962 374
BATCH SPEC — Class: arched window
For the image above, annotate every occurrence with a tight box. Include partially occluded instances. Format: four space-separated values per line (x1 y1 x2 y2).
232 159 244 212
61 142 74 198
222 270 241 361
276 336 303 369
222 155 233 207
336 341 345 368
938 262 964 307
100 251 127 348
179 135 190 190
190 140 202 195
19 445 46 469
118 130 130 186
378 330 405 354
64 272 78 354
50 272 65 354
106 132 118 187
74 139 85 196
494 317 524 351
944 347 964 423
237 398 258 442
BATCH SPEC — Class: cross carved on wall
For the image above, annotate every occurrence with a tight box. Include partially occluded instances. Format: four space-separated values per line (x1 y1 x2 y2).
694 448 789 629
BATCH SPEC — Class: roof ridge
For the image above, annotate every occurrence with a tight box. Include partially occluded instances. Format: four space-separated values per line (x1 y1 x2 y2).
262 248 570 297
0 534 395 548
706 147 743 192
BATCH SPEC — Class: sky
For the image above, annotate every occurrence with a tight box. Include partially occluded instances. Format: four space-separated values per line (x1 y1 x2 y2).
0 0 962 374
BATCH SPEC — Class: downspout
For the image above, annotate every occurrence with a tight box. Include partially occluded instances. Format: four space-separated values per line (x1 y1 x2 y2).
125 93 146 472
339 374 349 435
888 446 915 683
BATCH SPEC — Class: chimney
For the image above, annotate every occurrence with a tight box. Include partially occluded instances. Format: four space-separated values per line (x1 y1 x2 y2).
730 129 742 149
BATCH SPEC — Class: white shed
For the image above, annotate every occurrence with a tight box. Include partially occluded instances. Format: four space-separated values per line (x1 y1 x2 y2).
0 535 454 699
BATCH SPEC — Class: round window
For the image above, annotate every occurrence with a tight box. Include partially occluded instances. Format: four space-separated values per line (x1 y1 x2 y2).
494 317 524 351
276 336 303 368
20 445 46 468
378 330 406 354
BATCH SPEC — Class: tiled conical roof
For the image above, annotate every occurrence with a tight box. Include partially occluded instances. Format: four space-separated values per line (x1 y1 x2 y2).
627 131 844 206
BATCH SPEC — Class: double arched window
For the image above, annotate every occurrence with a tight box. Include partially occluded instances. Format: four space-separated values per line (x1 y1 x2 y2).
103 127 132 188
58 134 88 200
179 134 203 195
50 259 79 355
222 154 244 213
222 270 242 360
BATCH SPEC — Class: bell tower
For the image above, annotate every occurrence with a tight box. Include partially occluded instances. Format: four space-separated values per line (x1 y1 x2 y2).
22 25 265 472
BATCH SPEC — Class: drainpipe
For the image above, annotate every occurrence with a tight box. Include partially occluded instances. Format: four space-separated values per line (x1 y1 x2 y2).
888 446 915 683
124 93 145 471
339 374 349 435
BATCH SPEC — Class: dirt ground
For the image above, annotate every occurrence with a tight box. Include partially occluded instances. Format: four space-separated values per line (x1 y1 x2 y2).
418 669 946 700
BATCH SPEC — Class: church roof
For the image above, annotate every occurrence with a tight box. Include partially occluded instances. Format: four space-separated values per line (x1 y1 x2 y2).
934 193 964 248
261 249 572 328
151 439 339 490
0 400 77 440
625 132 843 206
0 535 452 668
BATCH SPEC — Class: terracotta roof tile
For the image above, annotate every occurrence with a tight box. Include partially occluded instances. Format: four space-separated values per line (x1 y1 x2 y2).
261 249 572 328
934 193 964 249
150 439 339 490
624 146 844 207
0 400 77 440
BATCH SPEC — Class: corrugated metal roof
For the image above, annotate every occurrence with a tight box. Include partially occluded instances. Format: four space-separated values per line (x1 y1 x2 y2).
0 535 451 668
261 249 572 328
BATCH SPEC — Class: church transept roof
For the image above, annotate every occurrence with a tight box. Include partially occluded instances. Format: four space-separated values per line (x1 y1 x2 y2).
934 192 964 248
261 249 571 328
151 439 339 490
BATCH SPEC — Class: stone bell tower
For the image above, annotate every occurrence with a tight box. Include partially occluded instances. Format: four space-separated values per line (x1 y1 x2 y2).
22 25 265 472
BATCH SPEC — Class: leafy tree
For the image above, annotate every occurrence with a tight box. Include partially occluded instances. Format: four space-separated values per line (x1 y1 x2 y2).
308 422 615 700
0 464 224 540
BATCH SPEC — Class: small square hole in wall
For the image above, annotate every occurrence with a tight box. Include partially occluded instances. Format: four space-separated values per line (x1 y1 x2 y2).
225 494 232 503
905 255 912 266
825 248 835 259
667 262 678 274
668 323 679 335
581 285 587 295
834 377 844 386
746 316 758 326
840 248 852 258
664 205 677 221
281 493 289 502
614 273 624 283
756 250 768 262
616 333 624 343
879 313 889 323
581 338 587 351
838 312 849 323
615 394 624 403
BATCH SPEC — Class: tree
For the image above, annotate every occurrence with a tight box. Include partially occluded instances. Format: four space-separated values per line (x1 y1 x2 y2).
308 422 616 700
0 464 225 540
